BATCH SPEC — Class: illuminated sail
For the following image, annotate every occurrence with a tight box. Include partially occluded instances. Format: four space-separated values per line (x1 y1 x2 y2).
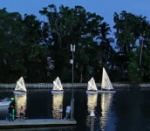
87 77 97 91
101 68 114 90
53 77 63 91
15 77 27 92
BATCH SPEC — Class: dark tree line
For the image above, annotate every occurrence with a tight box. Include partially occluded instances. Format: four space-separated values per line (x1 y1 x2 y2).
0 5 150 83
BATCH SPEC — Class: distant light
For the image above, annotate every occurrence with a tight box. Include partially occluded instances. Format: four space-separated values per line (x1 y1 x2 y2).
70 59 73 64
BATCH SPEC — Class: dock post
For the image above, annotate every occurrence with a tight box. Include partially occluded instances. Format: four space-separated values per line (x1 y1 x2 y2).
70 44 75 120
71 98 74 120
90 110 95 131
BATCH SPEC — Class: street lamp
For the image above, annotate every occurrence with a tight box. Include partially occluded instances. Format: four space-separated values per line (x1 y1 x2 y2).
70 44 75 120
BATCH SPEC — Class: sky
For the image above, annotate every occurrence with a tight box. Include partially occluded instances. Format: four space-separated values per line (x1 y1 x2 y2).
0 0 150 32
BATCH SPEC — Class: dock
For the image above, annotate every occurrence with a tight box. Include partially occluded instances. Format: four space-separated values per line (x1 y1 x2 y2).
0 119 77 129
1 83 150 90
0 126 76 131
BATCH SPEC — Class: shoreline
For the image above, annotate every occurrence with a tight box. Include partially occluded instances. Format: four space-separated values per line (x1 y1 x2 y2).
0 83 150 90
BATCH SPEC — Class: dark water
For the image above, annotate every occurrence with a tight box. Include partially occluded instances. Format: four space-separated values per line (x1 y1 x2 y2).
1 90 150 131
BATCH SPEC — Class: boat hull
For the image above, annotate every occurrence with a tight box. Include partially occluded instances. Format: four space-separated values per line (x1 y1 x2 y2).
13 90 26 95
98 90 116 93
86 91 98 94
0 101 11 106
51 90 64 94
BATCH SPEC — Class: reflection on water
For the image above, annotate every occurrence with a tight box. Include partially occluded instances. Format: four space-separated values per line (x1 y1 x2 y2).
100 93 116 131
52 93 63 119
0 106 8 119
2 90 150 131
86 94 98 126
14 94 27 118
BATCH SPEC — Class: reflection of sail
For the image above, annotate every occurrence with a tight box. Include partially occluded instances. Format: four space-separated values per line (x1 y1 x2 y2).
87 94 98 112
100 93 115 131
14 94 27 117
86 94 98 126
52 93 63 119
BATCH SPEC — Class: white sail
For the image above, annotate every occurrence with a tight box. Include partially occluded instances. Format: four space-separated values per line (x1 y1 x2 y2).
52 93 63 119
53 77 63 91
87 77 97 91
101 68 113 90
15 77 27 92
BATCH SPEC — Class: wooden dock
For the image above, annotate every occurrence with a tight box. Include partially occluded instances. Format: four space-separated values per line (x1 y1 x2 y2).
0 119 77 129
1 83 150 90
0 126 76 131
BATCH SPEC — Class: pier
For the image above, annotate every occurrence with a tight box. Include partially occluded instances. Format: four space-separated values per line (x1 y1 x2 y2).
0 126 76 131
0 119 77 129
0 83 150 90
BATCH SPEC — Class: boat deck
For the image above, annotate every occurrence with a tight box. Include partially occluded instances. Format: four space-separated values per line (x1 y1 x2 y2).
0 119 77 129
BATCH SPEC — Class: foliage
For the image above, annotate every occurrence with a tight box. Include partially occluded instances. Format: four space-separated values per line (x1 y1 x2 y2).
0 6 150 83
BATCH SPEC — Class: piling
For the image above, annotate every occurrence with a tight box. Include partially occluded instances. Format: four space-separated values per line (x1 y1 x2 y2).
90 110 95 131
70 98 75 120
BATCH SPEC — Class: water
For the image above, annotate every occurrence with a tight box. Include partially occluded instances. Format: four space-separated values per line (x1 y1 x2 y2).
1 90 150 131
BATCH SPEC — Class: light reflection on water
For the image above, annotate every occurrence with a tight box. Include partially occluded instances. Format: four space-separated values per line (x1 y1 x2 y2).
86 93 98 126
0 90 116 131
100 93 116 131
1 90 150 131
52 93 64 119
0 106 8 119
14 94 27 118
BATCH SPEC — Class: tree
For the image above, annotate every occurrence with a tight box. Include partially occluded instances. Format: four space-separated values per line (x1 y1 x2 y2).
113 11 150 82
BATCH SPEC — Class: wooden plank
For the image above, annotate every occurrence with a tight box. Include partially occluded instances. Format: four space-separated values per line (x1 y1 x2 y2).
0 125 76 131
0 119 77 129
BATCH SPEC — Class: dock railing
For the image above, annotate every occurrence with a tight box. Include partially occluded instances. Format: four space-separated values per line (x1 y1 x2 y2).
0 83 150 89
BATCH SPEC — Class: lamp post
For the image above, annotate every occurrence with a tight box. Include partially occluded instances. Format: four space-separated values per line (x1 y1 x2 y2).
70 44 75 120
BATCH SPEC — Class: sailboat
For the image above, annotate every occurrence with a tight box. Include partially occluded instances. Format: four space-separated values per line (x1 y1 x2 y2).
86 77 98 94
13 77 27 95
98 68 116 93
51 77 64 94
